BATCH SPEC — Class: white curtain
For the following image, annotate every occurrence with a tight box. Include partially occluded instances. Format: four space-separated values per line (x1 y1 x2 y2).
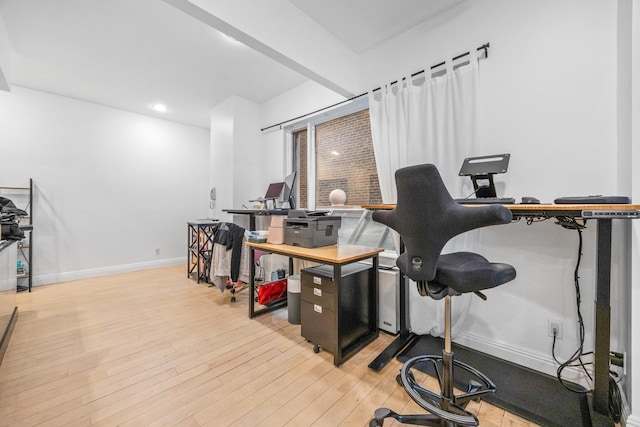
368 49 480 337
369 49 479 203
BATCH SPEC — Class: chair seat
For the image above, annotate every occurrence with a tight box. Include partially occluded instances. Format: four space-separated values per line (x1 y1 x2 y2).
424 252 516 300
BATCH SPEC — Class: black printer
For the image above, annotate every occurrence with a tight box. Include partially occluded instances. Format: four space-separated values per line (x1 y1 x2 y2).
284 210 341 248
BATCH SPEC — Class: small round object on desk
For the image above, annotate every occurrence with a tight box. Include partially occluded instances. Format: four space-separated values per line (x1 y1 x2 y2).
330 189 347 206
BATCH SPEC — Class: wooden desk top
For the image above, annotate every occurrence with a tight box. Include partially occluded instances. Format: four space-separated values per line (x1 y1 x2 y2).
363 203 640 214
245 241 383 264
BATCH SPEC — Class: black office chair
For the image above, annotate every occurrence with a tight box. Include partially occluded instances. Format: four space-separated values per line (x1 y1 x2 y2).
370 164 516 427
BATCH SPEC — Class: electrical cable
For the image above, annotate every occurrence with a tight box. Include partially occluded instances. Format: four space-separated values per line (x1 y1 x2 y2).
459 185 490 200
552 218 591 393
524 216 549 225
551 217 625 422
609 373 622 423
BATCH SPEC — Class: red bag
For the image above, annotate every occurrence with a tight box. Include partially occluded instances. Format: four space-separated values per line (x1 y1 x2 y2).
257 278 287 305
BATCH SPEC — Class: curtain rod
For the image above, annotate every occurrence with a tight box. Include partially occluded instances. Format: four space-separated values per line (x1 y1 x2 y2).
261 42 490 132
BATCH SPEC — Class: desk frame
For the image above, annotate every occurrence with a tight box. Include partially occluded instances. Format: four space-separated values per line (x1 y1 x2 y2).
364 203 639 423
246 242 383 367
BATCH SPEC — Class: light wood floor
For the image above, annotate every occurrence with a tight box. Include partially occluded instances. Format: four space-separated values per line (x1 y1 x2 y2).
0 265 538 426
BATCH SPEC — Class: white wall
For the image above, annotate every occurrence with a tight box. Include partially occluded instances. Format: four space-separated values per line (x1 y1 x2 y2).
360 0 619 201
209 97 235 222
0 86 210 285
629 0 640 424
0 14 11 91
259 0 632 390
210 83 346 223
261 80 347 130
209 95 266 223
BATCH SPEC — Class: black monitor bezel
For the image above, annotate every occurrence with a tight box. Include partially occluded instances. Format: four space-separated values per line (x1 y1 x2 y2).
281 172 296 209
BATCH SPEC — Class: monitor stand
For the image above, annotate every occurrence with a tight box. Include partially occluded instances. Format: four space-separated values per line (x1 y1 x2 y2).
458 153 510 198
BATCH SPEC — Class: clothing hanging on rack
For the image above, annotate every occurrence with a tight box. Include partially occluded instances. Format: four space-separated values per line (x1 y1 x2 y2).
209 222 251 292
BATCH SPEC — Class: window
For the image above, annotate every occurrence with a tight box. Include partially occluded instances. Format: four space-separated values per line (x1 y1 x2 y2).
293 109 382 209
287 105 395 252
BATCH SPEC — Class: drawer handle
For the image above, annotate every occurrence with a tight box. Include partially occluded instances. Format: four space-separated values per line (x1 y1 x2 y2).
313 288 322 297
313 276 322 285
314 304 322 314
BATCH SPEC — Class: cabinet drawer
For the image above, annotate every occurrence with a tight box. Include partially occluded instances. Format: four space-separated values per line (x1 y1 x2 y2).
300 300 336 354
301 270 335 294
301 283 335 311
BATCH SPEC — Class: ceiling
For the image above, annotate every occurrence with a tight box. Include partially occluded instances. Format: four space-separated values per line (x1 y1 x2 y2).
0 0 463 129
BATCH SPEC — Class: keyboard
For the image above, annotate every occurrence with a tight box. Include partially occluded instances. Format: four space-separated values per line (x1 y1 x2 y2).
455 197 516 205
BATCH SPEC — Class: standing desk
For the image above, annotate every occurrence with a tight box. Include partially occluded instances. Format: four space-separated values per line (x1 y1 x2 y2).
223 209 289 231
245 241 383 366
364 203 639 423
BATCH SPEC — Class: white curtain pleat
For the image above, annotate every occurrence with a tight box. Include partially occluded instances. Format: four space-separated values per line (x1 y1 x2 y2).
369 49 479 201
368 48 480 338
369 82 408 204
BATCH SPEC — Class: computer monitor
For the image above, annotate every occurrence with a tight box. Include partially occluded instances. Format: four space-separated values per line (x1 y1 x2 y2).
264 182 285 200
280 172 296 209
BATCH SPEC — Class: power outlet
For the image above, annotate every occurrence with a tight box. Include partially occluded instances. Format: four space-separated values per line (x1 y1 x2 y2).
154 248 161 256
547 319 563 340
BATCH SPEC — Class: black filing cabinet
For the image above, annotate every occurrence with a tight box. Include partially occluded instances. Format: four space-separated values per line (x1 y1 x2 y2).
300 263 374 364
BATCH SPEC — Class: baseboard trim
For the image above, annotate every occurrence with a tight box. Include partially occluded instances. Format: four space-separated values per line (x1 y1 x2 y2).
454 330 586 381
31 258 185 286
0 306 18 366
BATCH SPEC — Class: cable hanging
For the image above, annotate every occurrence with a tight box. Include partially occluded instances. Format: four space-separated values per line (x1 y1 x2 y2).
261 43 490 132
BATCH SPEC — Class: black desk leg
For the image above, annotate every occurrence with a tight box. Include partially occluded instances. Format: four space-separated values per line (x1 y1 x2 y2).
368 271 416 372
249 246 256 318
372 255 379 340
334 264 343 367
593 218 612 417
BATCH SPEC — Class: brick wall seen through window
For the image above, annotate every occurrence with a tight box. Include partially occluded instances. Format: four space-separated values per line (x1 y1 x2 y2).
295 109 382 208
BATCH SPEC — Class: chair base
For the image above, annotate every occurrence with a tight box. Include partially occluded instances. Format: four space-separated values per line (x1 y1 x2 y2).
370 351 496 427
369 408 443 427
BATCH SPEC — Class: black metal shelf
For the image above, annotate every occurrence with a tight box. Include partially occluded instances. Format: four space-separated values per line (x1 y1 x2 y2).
1 179 33 292
187 220 218 284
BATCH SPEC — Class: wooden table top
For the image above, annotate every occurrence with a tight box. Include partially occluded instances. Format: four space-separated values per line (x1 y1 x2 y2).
362 204 640 216
363 203 640 212
245 241 383 264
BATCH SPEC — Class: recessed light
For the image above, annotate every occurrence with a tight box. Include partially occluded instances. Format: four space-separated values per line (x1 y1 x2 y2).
151 104 168 112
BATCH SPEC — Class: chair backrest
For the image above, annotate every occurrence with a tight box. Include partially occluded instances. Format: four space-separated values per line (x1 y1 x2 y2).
372 164 512 282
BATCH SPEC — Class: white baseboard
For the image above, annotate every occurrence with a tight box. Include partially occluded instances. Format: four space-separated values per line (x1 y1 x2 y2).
454 330 589 383
31 258 185 286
